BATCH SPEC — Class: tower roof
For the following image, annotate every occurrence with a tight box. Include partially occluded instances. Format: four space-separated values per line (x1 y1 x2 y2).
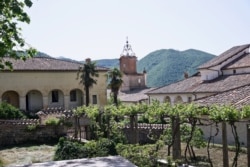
120 37 136 57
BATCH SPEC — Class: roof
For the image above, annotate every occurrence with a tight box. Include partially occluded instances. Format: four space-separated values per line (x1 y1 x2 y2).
195 84 250 108
14 156 136 167
118 88 153 102
147 73 250 94
222 53 250 69
2 57 109 71
198 44 250 69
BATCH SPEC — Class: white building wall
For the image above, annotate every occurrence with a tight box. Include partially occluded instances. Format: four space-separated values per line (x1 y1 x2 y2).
199 121 247 146
200 69 219 81
149 92 215 105
200 49 248 81
223 67 250 75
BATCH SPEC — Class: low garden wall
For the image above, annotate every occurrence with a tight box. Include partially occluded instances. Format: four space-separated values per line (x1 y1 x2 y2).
0 121 67 146
199 121 248 146
124 123 168 144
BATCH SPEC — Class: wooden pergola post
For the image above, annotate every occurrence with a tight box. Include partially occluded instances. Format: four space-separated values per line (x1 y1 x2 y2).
172 116 181 159
247 124 250 167
222 121 229 167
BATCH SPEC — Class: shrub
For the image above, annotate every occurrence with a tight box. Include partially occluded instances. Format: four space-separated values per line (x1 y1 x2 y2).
0 158 4 167
0 102 25 119
54 137 85 160
26 124 37 131
54 137 117 161
116 143 159 167
45 117 60 126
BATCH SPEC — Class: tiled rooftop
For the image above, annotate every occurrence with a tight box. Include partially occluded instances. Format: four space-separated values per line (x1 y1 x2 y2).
147 74 250 94
3 57 109 71
198 44 250 69
195 84 250 108
118 88 154 102
222 53 250 69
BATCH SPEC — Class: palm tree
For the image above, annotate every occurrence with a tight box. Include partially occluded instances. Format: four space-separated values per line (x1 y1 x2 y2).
107 68 123 106
77 59 99 106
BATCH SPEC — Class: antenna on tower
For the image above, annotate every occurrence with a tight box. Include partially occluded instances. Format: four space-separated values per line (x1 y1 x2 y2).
121 37 135 56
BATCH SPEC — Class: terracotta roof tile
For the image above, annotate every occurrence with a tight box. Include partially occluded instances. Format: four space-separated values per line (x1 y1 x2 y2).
195 84 250 108
198 44 250 69
147 76 201 94
117 88 153 102
3 57 109 71
222 53 250 69
147 74 250 94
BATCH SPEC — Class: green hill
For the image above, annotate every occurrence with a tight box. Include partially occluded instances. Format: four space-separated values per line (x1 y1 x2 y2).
137 49 215 87
35 51 52 58
94 59 119 69
95 49 215 88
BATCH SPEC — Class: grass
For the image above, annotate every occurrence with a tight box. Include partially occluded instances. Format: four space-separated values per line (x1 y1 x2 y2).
0 144 56 166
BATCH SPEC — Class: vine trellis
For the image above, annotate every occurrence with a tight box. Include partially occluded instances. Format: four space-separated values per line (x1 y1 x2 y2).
73 101 250 167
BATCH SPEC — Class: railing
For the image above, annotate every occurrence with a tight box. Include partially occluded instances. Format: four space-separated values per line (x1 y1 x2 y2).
125 123 169 129
38 107 74 118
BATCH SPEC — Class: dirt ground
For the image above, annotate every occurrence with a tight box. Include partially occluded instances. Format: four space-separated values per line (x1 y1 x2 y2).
0 144 248 167
193 145 247 167
158 144 248 167
0 144 55 167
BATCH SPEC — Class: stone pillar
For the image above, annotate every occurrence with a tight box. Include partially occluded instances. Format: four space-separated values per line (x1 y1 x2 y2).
19 96 26 111
64 95 69 109
43 96 48 109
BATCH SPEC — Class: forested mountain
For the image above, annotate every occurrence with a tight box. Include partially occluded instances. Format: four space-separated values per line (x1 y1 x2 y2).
137 49 215 87
35 51 51 58
95 59 119 68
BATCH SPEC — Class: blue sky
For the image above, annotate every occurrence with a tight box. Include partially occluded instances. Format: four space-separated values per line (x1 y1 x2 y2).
21 0 250 61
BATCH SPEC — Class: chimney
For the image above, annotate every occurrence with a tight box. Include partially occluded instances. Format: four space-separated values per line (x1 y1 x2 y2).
184 72 189 79
85 58 91 63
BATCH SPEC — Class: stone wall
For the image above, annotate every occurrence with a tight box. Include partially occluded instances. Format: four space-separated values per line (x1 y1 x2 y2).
0 124 67 146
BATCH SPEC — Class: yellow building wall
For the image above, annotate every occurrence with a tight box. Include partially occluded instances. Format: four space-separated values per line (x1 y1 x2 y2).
0 70 107 110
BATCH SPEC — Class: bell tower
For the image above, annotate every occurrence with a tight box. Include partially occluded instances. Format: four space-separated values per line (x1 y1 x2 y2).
119 37 137 74
119 38 147 92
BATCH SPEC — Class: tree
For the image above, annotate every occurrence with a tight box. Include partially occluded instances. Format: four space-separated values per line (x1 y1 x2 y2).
107 68 123 107
77 59 99 106
0 0 36 69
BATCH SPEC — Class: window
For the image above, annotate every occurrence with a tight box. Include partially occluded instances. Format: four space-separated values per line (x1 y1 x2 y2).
92 95 97 104
164 96 171 103
70 90 77 102
233 69 236 74
52 90 59 103
188 97 192 103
